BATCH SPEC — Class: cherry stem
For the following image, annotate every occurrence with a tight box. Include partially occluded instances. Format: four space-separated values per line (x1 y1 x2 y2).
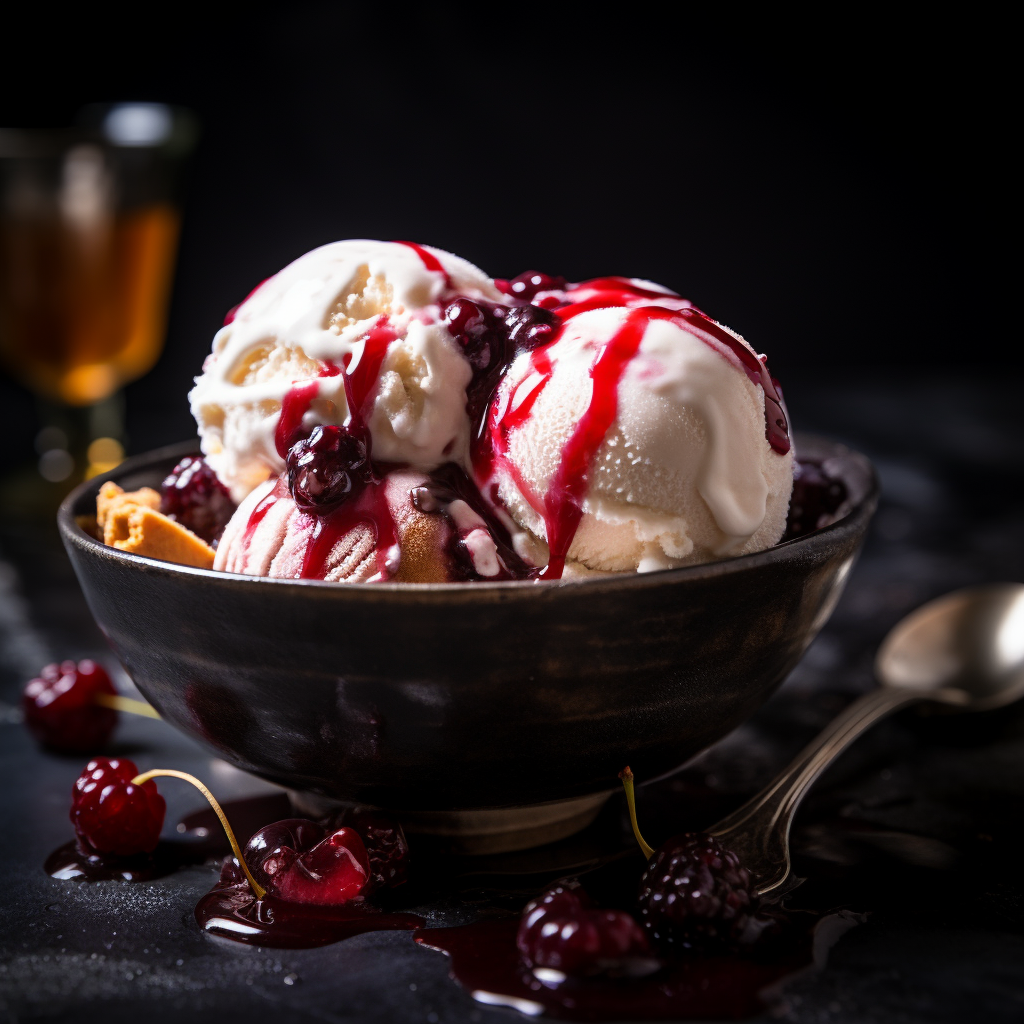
93 693 161 719
618 766 654 859
131 769 266 899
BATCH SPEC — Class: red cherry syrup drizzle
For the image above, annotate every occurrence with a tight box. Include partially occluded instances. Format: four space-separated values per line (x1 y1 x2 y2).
485 282 791 579
241 267 797 582
242 321 401 580
393 240 452 287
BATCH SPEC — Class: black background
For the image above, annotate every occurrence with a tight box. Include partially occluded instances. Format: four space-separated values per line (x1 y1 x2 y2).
0 8 1011 468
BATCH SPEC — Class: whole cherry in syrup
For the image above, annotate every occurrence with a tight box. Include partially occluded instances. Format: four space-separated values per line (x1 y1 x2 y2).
160 455 236 545
22 660 118 753
197 810 421 947
330 807 411 891
244 818 371 905
71 757 166 857
286 425 374 514
495 270 568 302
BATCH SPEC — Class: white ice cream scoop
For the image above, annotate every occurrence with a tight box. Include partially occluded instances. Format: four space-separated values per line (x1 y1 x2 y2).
189 239 499 504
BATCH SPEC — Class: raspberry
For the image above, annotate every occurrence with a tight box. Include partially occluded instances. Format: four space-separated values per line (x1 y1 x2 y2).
71 758 166 856
517 882 655 977
22 660 117 753
637 833 756 947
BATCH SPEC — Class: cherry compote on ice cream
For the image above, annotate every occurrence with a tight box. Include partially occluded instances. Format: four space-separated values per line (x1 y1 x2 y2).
160 455 236 545
286 425 374 514
22 660 118 753
177 243 859 585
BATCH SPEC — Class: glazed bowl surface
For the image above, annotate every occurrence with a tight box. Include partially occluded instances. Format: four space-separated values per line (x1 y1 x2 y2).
59 434 877 816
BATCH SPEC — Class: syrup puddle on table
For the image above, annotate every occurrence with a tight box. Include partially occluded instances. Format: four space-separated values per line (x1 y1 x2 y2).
415 910 861 1022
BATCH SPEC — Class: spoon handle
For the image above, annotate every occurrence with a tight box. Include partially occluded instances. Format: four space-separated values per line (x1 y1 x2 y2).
708 686 919 896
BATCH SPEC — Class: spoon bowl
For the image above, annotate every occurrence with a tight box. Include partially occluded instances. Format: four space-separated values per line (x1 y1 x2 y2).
709 582 1024 895
876 583 1024 709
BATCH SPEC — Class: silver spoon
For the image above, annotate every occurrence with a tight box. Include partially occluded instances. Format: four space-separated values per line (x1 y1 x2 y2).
707 582 1024 897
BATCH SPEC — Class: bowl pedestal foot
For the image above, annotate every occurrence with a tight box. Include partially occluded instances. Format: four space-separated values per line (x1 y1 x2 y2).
288 790 613 855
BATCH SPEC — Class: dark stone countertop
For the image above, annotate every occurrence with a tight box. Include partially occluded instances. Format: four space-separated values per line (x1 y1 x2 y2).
2 370 1023 1023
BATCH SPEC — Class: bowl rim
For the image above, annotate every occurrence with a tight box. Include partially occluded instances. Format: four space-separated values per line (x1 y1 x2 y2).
58 433 878 601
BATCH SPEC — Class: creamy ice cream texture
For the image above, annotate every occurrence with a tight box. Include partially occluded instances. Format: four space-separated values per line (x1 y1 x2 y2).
190 240 794 582
191 240 498 505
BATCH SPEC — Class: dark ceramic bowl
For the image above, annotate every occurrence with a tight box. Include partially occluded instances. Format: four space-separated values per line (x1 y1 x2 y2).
59 433 876 845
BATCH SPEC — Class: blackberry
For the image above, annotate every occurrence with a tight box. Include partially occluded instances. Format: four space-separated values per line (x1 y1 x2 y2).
637 832 756 947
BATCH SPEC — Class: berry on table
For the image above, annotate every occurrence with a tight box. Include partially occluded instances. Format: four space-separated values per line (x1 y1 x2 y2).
71 758 166 856
22 660 118 753
619 766 757 948
637 833 756 946
517 881 656 978
244 818 371 905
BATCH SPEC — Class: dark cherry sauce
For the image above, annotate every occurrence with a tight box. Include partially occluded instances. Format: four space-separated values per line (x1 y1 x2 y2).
195 860 423 949
44 840 207 883
411 463 536 581
253 270 796 583
416 915 815 1022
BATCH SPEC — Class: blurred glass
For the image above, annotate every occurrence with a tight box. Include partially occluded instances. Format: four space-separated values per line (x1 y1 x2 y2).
0 103 196 488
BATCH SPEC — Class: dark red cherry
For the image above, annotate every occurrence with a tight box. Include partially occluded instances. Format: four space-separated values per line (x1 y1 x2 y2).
160 456 236 544
495 270 567 301
502 304 559 351
517 882 656 978
22 660 118 753
637 833 756 947
442 298 502 371
333 809 410 891
286 426 372 514
244 818 371 905
71 758 166 856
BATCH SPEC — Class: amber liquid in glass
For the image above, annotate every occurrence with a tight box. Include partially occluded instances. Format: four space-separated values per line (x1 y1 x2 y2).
0 203 179 406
